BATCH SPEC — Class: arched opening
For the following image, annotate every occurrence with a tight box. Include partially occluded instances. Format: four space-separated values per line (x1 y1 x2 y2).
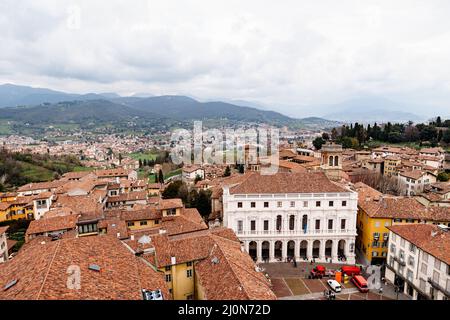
329 156 333 166
338 240 346 260
299 240 308 259
325 240 333 258
275 241 283 260
287 240 295 259
302 215 308 233
312 240 320 258
334 155 339 166
276 215 282 231
262 241 270 262
249 241 257 261
289 215 295 231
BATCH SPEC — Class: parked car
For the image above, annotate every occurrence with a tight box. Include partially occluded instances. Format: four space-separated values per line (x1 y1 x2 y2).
352 275 369 293
327 279 342 293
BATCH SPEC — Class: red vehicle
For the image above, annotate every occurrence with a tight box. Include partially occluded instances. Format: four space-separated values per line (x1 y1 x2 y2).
310 265 336 279
352 275 369 293
341 265 361 276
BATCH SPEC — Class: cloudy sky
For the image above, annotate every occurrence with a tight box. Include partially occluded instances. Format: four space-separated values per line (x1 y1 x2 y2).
1 0 450 117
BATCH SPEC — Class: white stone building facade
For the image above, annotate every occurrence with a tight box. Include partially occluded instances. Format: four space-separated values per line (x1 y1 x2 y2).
222 187 358 264
385 226 449 300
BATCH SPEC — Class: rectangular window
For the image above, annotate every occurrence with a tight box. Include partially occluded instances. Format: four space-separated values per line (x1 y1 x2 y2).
165 266 171 271
329 201 334 207
237 202 243 208
264 220 269 231
237 220 243 233
251 202 256 208
315 220 320 230
277 201 282 208
408 256 415 266
290 201 295 208
420 279 426 291
328 219 333 230
250 220 256 231
186 261 192 267
341 219 346 230
423 252 428 263
140 221 147 226
433 270 440 283
342 201 347 207
434 259 441 270
155 219 160 225
316 201 321 207
264 202 269 208
127 221 134 227
165 274 172 282
409 243 416 253
303 201 308 207
421 262 427 274
186 269 193 278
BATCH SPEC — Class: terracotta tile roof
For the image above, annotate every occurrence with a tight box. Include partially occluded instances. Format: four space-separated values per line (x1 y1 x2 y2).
94 168 130 178
51 194 103 214
195 234 276 300
121 207 161 221
17 180 66 193
6 239 17 250
106 191 147 203
26 214 79 236
399 170 429 180
388 224 450 265
0 235 170 300
0 226 9 234
0 202 12 211
230 172 347 194
182 165 203 173
157 198 183 210
278 160 307 173
61 171 92 180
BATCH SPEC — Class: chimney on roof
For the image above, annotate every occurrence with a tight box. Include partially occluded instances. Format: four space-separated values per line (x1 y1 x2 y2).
171 256 176 265
117 232 120 238
130 234 135 241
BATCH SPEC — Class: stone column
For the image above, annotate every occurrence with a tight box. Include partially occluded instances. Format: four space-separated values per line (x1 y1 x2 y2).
269 240 275 262
282 240 288 262
306 240 313 260
257 241 263 263
244 241 249 253
319 240 326 261
331 240 339 263
294 240 300 262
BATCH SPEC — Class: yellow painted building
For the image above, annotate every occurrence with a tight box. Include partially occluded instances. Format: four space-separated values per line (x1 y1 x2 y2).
383 156 401 176
0 200 34 222
356 183 449 265
159 261 196 300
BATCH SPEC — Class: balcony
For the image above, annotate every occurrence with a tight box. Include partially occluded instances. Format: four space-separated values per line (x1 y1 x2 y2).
236 229 355 236
393 255 406 266
427 277 450 298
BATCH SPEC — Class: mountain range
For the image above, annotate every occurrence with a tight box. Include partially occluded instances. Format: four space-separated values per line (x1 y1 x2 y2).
0 84 340 131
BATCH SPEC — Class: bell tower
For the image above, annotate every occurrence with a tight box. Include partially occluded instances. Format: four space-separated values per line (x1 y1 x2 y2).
320 142 343 181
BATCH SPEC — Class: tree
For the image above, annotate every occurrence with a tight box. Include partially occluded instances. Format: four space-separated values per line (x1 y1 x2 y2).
158 169 164 184
118 153 123 165
223 166 231 177
437 130 443 142
330 128 338 141
162 181 183 199
443 130 450 144
138 159 143 168
437 172 449 182
196 190 212 217
194 174 202 184
313 137 325 150
322 132 330 141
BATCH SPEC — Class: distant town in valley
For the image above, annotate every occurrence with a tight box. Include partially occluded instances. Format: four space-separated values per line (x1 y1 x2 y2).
0 84 449 301
0 1 449 310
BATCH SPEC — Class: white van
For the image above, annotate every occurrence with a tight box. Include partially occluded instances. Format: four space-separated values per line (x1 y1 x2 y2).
327 279 342 293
